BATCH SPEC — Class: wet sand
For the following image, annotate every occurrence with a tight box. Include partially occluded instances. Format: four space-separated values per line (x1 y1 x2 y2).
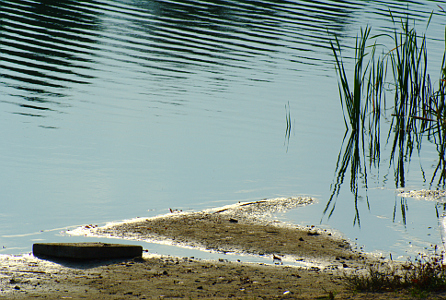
86 197 368 269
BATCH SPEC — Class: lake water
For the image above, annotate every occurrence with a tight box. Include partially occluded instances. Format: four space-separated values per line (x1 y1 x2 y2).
1 0 445 261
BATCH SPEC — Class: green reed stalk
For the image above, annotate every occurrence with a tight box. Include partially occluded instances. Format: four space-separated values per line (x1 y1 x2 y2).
426 27 446 185
365 41 386 167
330 27 372 132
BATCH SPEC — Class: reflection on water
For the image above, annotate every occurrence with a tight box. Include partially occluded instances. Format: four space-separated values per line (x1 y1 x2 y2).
0 0 101 114
284 101 292 152
1 0 445 257
325 130 369 226
0 0 359 117
0 0 438 117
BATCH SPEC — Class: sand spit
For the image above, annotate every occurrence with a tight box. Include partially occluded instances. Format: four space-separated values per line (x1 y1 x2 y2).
69 197 382 270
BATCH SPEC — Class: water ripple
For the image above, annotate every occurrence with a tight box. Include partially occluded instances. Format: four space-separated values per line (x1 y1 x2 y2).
0 0 440 116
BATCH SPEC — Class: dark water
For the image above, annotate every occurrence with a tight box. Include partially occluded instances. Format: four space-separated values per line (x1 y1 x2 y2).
1 0 445 258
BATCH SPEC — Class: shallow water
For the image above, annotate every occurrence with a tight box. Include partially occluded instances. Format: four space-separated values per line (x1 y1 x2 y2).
1 0 445 260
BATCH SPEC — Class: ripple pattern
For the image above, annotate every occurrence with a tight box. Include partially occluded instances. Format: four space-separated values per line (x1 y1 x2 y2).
0 0 440 117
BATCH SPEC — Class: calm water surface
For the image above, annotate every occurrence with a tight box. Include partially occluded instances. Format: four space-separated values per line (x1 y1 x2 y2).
1 0 445 259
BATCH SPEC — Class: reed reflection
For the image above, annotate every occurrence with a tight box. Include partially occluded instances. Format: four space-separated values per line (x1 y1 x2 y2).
325 129 370 226
284 101 292 152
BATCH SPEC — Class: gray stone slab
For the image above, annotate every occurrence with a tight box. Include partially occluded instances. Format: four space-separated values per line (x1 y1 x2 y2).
33 242 143 260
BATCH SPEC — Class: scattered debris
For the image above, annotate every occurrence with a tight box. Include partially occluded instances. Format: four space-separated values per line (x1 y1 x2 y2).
398 189 446 202
83 224 97 229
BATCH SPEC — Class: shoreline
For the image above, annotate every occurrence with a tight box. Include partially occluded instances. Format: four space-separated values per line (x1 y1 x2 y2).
1 197 440 299
0 252 366 299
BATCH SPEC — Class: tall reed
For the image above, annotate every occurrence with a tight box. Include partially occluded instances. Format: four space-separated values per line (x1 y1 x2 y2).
330 27 372 132
326 10 446 223
424 33 446 185
387 13 431 187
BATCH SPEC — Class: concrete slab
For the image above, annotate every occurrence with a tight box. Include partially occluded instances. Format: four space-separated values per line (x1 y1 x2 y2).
33 242 143 260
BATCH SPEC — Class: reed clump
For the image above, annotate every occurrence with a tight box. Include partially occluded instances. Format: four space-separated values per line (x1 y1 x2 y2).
346 252 446 293
326 9 446 224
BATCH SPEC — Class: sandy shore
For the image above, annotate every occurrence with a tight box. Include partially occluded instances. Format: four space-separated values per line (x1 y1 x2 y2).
0 253 407 299
1 197 444 299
